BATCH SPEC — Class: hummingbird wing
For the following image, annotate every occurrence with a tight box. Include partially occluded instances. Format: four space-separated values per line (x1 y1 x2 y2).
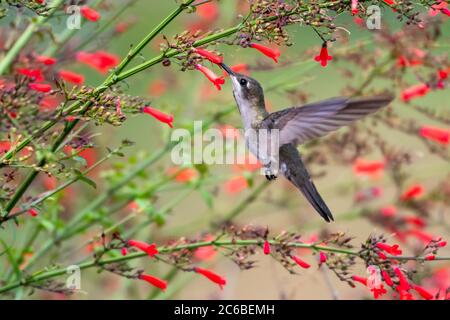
280 144 334 222
262 95 393 146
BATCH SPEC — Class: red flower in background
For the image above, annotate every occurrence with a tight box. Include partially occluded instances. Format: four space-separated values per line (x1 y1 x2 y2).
194 48 223 64
352 275 368 286
401 83 430 102
81 6 101 22
292 255 311 269
27 208 38 217
148 79 168 97
419 126 450 145
29 83 51 92
194 267 226 289
222 63 249 77
58 70 85 85
18 68 44 81
263 240 271 255
429 1 447 16
400 184 425 201
319 251 327 264
76 51 119 74
167 167 198 183
376 242 402 256
394 267 410 291
128 240 158 257
314 42 333 67
142 106 174 128
0 141 11 154
138 273 167 291
250 43 280 63
195 64 225 90
194 235 217 261
36 55 56 65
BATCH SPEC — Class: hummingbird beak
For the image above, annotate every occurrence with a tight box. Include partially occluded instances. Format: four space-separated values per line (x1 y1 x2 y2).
220 63 236 77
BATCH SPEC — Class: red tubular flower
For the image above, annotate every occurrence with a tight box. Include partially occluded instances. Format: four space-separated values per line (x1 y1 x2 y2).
138 273 167 291
425 254 435 261
222 64 249 77
413 284 434 300
352 275 368 286
377 251 387 260
314 42 333 67
194 48 223 64
263 240 271 255
319 251 327 264
0 141 11 154
29 83 51 92
394 267 410 291
76 51 119 74
128 240 158 257
401 83 430 102
58 70 85 85
249 43 280 63
36 55 56 65
292 255 311 269
18 68 44 81
225 175 248 194
142 106 174 128
381 270 393 286
442 7 450 16
167 167 198 183
28 208 38 217
195 64 225 90
383 0 395 5
371 285 387 299
121 248 127 256
196 2 219 22
380 205 397 217
400 184 425 201
437 240 447 247
351 0 359 14
376 242 402 256
352 158 385 177
81 6 101 22
194 267 226 289
403 216 426 228
419 126 450 145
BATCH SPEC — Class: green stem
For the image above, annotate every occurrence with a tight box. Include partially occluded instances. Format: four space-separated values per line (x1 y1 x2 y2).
0 0 64 75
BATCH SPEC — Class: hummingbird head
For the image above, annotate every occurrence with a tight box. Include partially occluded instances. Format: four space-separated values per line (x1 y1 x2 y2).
221 63 266 111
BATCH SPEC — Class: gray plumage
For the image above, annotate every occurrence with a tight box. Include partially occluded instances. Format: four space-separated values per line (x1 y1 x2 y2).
221 63 393 222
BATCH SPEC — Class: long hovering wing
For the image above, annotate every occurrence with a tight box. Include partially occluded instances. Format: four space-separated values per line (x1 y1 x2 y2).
263 95 393 146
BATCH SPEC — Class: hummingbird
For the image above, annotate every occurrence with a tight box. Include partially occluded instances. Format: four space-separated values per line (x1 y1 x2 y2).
220 63 393 222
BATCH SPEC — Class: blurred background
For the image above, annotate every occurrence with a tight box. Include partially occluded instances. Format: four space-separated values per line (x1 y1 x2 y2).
0 0 449 299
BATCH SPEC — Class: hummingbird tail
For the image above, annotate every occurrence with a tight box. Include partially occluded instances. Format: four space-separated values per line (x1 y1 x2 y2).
293 176 334 223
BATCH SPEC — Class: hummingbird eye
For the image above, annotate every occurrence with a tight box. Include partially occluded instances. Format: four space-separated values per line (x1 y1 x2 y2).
239 78 247 86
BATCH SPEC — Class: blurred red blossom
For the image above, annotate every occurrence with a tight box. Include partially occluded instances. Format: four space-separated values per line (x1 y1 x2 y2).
250 43 280 63
314 42 332 67
81 6 101 22
376 242 402 255
224 175 248 194
222 63 249 77
401 83 430 102
138 273 167 291
352 158 385 177
29 83 51 92
36 55 56 65
142 106 174 128
128 240 158 257
167 167 198 183
195 64 225 90
76 51 119 74
292 255 311 269
263 240 271 255
196 2 219 22
419 126 450 145
58 70 85 85
18 68 43 81
194 48 223 64
400 184 425 201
